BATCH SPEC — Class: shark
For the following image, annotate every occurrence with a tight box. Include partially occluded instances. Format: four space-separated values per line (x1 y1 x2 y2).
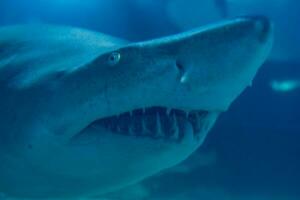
0 16 273 198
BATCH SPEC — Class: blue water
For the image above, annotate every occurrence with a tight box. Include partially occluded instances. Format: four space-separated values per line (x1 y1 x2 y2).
0 0 299 199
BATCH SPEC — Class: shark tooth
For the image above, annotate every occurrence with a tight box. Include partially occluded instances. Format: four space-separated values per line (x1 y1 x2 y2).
155 112 164 138
170 114 179 140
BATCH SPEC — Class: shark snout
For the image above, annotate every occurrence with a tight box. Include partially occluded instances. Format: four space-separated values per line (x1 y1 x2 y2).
242 15 273 43
154 16 274 111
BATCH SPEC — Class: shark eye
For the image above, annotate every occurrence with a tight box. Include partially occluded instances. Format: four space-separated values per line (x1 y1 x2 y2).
107 52 121 66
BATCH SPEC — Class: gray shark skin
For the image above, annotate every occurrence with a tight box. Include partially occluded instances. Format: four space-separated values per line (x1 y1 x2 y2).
0 16 273 198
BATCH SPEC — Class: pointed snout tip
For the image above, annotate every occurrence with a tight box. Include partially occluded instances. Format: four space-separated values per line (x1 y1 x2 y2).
240 15 274 43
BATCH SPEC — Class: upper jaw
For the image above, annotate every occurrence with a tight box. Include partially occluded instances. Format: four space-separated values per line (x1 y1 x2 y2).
74 105 220 147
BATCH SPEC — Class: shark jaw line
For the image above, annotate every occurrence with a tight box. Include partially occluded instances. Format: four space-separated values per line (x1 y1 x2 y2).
76 106 219 144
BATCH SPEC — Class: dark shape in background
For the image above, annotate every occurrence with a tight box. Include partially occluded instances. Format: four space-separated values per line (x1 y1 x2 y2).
215 0 228 18
0 0 179 41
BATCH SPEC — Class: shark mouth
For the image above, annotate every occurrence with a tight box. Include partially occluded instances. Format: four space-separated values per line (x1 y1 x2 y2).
87 107 218 143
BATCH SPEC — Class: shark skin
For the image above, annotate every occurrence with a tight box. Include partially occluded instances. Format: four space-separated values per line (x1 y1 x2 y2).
0 16 273 198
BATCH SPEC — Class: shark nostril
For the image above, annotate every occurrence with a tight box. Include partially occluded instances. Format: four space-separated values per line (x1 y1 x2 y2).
176 60 184 72
175 61 188 83
176 60 185 74
175 60 190 84
176 60 183 71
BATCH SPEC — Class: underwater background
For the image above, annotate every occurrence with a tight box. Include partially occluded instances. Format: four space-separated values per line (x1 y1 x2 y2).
0 0 299 199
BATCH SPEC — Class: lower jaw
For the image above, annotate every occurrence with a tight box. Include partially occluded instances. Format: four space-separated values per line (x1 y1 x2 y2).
82 107 219 144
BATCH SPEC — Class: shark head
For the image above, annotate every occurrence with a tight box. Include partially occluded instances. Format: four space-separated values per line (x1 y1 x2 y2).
0 16 273 198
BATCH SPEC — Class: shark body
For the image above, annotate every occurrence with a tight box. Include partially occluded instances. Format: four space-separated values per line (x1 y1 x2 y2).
0 16 273 198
